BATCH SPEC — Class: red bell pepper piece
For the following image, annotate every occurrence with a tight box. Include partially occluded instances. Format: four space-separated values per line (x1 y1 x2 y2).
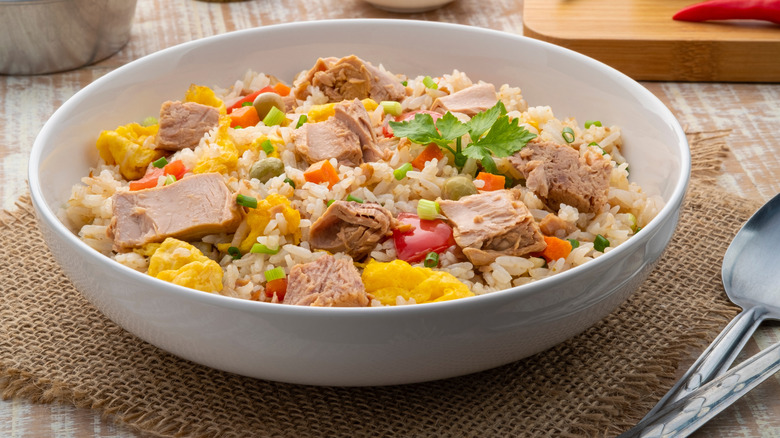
392 212 455 263
226 85 276 114
129 160 187 191
673 0 780 24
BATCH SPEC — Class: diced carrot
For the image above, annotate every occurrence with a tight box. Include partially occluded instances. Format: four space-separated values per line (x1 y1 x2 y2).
225 85 275 114
411 143 444 170
273 82 291 97
475 172 506 191
265 278 287 301
229 105 260 128
304 160 340 189
540 235 573 263
163 160 186 180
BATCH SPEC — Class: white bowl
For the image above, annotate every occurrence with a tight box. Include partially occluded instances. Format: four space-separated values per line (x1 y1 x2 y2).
28 19 689 386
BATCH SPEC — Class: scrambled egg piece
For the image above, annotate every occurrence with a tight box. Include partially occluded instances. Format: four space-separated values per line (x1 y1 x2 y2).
96 122 163 180
192 116 239 175
238 193 301 253
307 98 378 123
362 259 474 305
184 84 226 115
148 238 223 293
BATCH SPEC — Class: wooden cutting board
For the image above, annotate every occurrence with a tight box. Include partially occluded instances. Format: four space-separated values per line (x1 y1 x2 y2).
522 0 780 82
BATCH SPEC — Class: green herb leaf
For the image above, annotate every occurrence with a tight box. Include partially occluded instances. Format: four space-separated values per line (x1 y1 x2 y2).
435 112 469 141
388 113 442 145
466 101 506 139
472 116 536 157
461 144 498 174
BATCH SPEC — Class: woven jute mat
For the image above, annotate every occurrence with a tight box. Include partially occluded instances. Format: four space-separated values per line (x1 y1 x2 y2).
0 130 761 437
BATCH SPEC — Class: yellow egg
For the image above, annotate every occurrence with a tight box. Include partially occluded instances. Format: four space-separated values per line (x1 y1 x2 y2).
193 116 239 175
306 98 379 123
361 259 474 305
184 84 226 115
148 238 223 293
95 122 163 180
238 193 301 253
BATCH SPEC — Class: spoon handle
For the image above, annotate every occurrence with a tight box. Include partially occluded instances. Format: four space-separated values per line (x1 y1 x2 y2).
642 306 766 420
618 337 780 438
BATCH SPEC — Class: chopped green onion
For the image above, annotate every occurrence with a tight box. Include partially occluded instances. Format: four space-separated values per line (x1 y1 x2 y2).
401 80 408 86
264 266 286 282
236 194 258 209
262 106 285 126
568 239 580 249
295 114 308 129
327 199 335 207
241 101 253 107
393 163 413 180
163 175 177 186
423 251 439 268
260 139 274 155
152 157 168 168
422 76 438 89
234 125 243 129
636 226 642 233
584 120 602 129
626 213 638 232
588 142 607 155
561 127 575 144
141 116 158 127
417 199 440 220
346 194 364 203
283 177 296 189
594 234 610 252
380 101 403 116
250 243 280 255
228 246 242 260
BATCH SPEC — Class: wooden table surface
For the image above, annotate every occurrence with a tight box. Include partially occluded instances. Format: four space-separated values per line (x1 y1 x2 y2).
1 0 779 436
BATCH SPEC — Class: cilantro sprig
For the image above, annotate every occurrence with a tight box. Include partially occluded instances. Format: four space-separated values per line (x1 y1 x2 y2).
388 101 537 173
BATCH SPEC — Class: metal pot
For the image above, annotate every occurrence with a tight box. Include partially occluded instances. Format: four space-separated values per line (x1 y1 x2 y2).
0 0 137 75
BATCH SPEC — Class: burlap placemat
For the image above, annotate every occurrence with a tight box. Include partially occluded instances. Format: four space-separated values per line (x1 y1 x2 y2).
0 130 761 437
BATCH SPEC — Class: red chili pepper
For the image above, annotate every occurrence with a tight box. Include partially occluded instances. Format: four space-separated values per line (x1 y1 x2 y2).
673 0 780 24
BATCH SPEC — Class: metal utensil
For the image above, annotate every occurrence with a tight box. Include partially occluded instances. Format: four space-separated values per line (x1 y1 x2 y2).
639 192 780 421
619 336 780 437
0 0 137 75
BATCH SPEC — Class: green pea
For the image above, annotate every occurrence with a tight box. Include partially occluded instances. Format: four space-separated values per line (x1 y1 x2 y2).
443 175 478 201
249 157 285 183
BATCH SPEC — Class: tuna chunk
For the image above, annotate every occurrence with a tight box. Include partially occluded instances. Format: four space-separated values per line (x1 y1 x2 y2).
156 101 219 151
438 190 546 266
431 83 497 117
509 140 612 213
283 254 370 307
333 99 388 162
292 118 363 166
108 173 242 251
539 213 577 238
308 201 395 260
293 55 406 103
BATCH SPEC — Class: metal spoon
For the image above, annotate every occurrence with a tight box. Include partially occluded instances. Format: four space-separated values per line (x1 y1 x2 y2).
619 335 780 437
640 192 780 421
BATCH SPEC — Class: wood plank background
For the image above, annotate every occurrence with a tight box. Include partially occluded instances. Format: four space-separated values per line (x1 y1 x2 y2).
1 0 779 436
